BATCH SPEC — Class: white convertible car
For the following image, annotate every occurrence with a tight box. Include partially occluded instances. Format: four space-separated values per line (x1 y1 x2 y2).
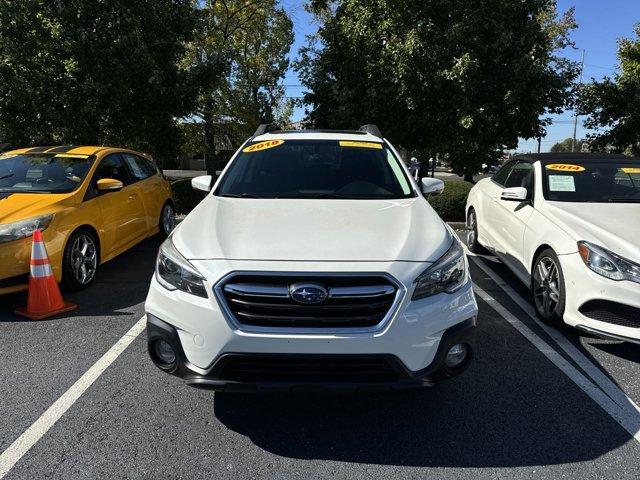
466 153 640 344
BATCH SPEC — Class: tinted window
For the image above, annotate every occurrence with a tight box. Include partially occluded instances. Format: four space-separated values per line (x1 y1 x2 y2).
140 156 158 176
0 153 94 193
543 161 640 202
95 154 131 185
216 139 414 199
492 161 515 186
505 162 534 194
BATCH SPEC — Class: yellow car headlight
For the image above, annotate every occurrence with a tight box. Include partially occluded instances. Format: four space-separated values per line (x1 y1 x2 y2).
0 214 54 244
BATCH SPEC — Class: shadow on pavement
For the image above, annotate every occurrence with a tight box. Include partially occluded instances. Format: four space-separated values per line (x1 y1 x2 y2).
213 300 632 468
0 236 161 322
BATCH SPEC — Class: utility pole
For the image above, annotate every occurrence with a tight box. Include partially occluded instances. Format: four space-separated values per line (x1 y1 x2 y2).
572 49 586 152
537 135 541 154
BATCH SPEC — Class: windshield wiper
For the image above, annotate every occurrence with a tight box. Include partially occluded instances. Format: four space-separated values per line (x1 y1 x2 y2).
609 197 640 203
219 193 260 198
0 173 14 180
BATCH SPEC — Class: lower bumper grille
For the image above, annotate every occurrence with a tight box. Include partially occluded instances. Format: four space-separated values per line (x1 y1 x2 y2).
217 273 401 330
214 355 401 383
579 300 640 329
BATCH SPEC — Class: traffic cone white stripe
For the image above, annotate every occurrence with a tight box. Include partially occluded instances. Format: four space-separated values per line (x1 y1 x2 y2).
31 240 48 260
30 264 53 278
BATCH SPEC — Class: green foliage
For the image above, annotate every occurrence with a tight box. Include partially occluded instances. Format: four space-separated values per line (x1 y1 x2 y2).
297 0 578 179
428 180 474 221
171 179 206 215
186 1 294 132
578 24 640 155
0 0 197 164
550 137 585 152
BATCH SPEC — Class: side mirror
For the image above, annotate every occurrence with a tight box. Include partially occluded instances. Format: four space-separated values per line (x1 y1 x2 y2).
421 177 445 197
96 178 123 192
501 187 528 202
192 175 212 193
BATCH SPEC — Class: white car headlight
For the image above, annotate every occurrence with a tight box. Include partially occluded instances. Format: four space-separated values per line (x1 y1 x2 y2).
578 241 640 284
0 214 54 243
156 238 208 298
412 239 467 300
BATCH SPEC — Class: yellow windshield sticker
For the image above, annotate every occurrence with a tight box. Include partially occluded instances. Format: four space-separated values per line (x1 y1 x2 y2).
545 163 585 172
621 167 640 174
54 153 90 159
339 141 383 149
243 139 284 153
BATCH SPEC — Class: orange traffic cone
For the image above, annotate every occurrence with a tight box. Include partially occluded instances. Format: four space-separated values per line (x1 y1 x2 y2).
15 229 77 320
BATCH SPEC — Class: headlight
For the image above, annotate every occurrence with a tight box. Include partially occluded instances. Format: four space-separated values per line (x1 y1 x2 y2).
412 239 467 300
578 241 640 284
155 238 208 298
0 214 54 243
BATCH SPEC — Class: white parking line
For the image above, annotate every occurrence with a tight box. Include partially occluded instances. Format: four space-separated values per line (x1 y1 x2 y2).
469 253 640 418
0 316 146 479
473 284 640 443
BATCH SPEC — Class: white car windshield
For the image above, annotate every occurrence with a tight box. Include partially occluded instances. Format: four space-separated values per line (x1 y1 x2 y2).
543 161 640 203
215 139 414 199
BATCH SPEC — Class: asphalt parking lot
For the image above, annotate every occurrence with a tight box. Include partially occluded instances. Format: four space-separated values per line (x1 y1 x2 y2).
1 230 639 479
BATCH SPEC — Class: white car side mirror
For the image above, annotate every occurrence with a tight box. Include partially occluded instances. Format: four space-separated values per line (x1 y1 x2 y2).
501 186 528 202
421 177 445 197
192 175 213 193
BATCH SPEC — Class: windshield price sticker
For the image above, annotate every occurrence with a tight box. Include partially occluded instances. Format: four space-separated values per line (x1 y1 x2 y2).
54 153 90 159
621 167 640 174
339 141 383 149
548 175 576 192
243 140 284 153
545 163 585 172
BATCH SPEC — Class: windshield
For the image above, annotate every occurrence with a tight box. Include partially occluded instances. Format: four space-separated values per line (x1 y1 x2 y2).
215 139 414 199
0 153 94 193
542 161 640 203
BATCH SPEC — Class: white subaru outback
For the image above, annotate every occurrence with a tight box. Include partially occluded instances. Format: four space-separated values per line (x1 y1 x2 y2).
145 125 478 391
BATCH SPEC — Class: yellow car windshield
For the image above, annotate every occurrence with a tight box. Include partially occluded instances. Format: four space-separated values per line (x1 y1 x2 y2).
0 154 94 194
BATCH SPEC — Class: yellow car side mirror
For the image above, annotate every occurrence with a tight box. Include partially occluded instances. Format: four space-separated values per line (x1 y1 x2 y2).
97 178 123 192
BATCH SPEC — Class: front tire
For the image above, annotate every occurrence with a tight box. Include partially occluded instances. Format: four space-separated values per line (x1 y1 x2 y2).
532 249 566 326
61 229 99 291
158 202 175 239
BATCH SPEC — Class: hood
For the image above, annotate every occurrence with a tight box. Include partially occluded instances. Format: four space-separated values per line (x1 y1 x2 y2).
0 192 75 223
541 201 640 262
172 196 452 262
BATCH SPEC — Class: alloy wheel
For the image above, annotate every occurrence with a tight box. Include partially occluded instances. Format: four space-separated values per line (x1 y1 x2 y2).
467 210 477 246
533 256 560 318
70 234 97 285
162 204 175 235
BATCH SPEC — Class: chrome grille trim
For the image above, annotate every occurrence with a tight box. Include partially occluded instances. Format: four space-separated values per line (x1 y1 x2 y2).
214 271 406 334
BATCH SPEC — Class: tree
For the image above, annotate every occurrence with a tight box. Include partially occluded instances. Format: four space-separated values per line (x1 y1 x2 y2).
578 25 640 155
297 0 578 181
0 0 197 164
550 137 584 152
185 0 293 173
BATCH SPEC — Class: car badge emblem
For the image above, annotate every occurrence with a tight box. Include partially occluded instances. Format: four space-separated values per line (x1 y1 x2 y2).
289 283 328 304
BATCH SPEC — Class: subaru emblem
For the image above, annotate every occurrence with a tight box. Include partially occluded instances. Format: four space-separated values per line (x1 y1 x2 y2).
289 283 328 304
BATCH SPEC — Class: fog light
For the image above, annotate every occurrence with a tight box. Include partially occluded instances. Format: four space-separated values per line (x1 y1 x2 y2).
445 343 468 368
154 339 176 365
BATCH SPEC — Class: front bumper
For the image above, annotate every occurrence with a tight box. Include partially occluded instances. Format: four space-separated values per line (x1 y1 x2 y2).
561 252 640 343
0 229 64 295
145 260 479 390
147 314 476 392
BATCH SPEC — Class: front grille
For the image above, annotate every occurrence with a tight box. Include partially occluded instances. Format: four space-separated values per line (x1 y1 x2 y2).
217 273 400 329
579 300 640 329
215 355 400 383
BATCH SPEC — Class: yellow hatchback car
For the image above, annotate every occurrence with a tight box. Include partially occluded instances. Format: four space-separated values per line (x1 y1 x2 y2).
0 146 175 294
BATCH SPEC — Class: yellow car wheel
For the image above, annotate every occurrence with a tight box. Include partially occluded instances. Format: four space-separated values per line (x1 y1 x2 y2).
61 229 99 291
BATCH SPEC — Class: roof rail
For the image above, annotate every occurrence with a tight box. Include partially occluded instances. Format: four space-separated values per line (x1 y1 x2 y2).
358 124 383 138
252 124 279 137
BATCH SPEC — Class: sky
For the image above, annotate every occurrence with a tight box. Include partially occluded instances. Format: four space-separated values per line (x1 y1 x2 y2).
281 0 640 152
